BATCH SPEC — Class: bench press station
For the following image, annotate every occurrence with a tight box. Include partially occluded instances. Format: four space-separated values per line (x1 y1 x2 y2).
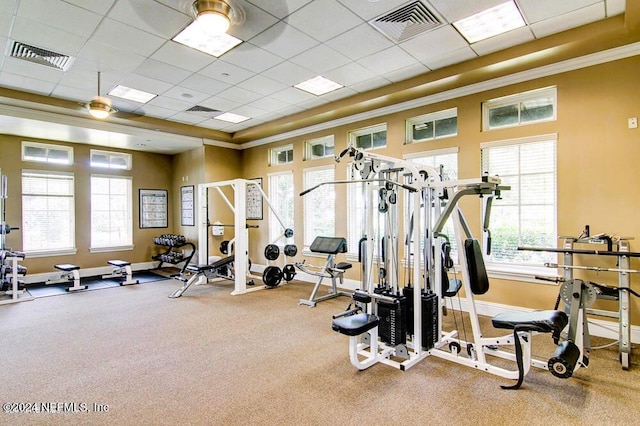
295 236 352 307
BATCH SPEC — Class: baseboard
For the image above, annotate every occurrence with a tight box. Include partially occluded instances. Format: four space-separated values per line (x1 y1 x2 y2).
254 262 640 344
23 261 159 285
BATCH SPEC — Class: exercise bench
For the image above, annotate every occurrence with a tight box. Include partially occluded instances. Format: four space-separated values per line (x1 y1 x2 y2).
168 256 236 298
102 260 138 286
296 236 352 307
52 263 86 292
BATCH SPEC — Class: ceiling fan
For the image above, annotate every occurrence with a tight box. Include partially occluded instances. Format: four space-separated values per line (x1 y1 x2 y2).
82 72 118 120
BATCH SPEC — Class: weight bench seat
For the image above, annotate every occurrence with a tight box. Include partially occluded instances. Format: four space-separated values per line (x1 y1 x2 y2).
332 313 379 336
54 263 79 272
335 262 352 271
492 310 568 335
310 237 348 255
108 260 130 267
186 264 218 273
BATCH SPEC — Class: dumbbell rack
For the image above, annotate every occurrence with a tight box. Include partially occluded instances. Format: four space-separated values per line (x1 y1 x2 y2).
152 234 195 274
0 251 32 305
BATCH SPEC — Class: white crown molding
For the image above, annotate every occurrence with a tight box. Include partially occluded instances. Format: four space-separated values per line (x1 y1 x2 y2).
241 41 640 150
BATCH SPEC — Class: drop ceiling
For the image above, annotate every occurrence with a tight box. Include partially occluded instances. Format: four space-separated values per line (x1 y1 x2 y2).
0 0 629 154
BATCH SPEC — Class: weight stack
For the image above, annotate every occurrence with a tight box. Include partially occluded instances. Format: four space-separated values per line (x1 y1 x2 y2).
402 286 414 336
422 292 438 350
377 294 407 346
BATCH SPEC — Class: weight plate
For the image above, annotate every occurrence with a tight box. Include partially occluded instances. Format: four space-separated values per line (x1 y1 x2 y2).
283 244 298 257
283 264 296 282
219 240 230 255
264 244 280 261
263 266 283 287
284 228 294 238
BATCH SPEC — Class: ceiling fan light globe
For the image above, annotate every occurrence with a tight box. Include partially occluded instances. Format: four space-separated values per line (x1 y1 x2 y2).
197 11 230 34
88 101 113 119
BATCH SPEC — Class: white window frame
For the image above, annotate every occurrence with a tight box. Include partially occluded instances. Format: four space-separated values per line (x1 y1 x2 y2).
21 141 73 165
406 108 458 144
90 174 133 252
482 86 557 131
304 135 335 160
21 169 76 257
268 171 294 245
346 162 366 261
269 144 294 166
90 149 132 170
349 123 387 151
480 133 558 281
302 165 335 252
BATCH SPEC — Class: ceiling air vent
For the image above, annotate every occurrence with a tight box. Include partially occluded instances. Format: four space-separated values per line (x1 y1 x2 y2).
9 40 74 71
185 105 221 116
369 0 444 43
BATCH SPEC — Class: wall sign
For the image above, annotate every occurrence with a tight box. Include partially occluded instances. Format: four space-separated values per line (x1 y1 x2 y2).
140 189 168 228
181 185 195 226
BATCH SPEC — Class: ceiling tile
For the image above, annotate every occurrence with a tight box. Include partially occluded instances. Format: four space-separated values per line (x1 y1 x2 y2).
180 73 231 96
471 26 535 56
78 40 147 73
247 96 291 112
216 86 264 104
236 75 288 96
162 86 212 104
260 61 315 86
322 86 358 102
134 103 176 119
289 44 351 75
349 76 391 93
246 0 313 19
518 0 602 24
10 16 87 56
107 0 191 39
427 0 507 22
400 26 468 64
17 0 102 38
385 63 430 83
90 18 166 57
146 95 193 112
324 62 377 86
2 57 64 84
530 3 605 38
151 42 215 73
421 46 477 70
51 84 96 103
0 7 12 36
227 2 279 42
0 71 56 95
250 22 319 59
118 73 173 96
336 0 411 21
135 58 192 85
167 112 208 125
196 119 233 131
356 46 419 76
199 96 242 112
198 60 256 85
218 42 284 73
606 0 625 16
62 0 116 15
270 87 317 104
230 104 269 118
325 23 394 61
288 0 363 42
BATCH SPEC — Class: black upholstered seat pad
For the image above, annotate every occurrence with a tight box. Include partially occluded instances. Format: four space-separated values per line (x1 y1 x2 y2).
492 310 568 333
332 313 379 336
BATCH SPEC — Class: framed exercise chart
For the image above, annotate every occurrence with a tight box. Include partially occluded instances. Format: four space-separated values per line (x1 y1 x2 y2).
181 185 195 226
139 189 168 228
246 178 263 220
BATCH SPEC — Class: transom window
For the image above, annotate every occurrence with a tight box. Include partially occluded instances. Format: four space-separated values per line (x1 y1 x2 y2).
22 141 73 165
90 149 132 170
481 134 557 270
483 87 556 130
304 135 335 160
406 108 458 143
270 145 294 166
349 124 387 151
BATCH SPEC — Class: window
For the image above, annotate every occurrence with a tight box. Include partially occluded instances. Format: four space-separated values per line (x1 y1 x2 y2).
406 108 458 143
269 144 293 166
268 171 294 244
22 141 73 165
90 150 132 170
90 175 133 251
349 124 387 151
304 135 334 160
21 170 75 255
405 148 459 260
346 163 366 258
303 166 335 247
481 134 557 270
482 87 556 130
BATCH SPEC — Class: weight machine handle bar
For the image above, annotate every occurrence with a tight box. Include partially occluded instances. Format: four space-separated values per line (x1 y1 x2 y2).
332 308 361 319
299 179 417 197
518 246 640 257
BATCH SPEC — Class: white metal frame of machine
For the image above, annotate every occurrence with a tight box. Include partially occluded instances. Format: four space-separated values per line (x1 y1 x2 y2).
196 178 287 295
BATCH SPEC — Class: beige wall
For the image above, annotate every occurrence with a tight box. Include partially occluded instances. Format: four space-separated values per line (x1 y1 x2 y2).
239 56 640 323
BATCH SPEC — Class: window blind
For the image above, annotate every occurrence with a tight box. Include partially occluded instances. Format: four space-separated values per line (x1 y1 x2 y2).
303 166 335 247
268 172 294 244
91 175 132 249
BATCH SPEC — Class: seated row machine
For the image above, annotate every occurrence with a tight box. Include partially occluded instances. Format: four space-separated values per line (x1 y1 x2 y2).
296 236 352 307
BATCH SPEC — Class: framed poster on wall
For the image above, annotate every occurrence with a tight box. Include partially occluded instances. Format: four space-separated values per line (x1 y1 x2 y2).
246 178 263 220
139 189 168 228
181 185 195 226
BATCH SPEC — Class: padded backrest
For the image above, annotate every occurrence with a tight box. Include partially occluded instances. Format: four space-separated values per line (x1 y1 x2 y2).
464 238 490 295
310 236 348 254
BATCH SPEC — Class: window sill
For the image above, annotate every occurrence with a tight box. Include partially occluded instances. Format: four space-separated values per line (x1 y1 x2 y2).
24 248 77 258
89 245 134 254
486 263 559 285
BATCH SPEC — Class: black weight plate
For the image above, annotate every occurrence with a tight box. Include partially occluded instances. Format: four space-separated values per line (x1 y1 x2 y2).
219 240 230 255
284 228 294 238
283 244 298 257
264 244 280 261
263 266 283 287
283 264 296 282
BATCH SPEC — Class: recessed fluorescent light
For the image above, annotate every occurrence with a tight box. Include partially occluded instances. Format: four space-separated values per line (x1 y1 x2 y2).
213 112 250 123
173 21 242 57
294 76 343 96
108 85 157 103
453 1 525 44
